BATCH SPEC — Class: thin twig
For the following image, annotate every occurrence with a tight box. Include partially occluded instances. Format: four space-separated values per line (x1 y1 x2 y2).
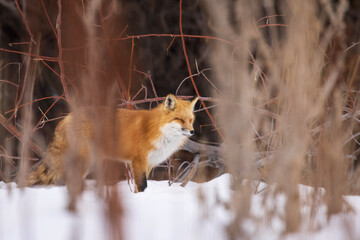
0 154 39 161
56 0 70 101
0 114 45 158
178 0 224 141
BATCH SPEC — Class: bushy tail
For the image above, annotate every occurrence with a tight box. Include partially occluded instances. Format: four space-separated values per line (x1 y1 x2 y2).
27 120 67 186
27 161 57 185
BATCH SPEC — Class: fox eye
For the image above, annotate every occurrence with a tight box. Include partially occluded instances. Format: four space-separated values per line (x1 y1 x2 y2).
174 118 185 123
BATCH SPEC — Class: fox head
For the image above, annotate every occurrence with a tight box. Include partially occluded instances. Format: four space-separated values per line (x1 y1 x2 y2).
161 94 198 137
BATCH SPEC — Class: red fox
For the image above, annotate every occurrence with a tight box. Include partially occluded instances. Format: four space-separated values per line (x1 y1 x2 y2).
28 94 198 192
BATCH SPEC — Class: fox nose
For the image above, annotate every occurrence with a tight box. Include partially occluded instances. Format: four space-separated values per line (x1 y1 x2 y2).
190 130 194 135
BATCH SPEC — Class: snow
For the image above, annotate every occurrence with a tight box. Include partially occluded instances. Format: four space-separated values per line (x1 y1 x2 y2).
1 174 360 240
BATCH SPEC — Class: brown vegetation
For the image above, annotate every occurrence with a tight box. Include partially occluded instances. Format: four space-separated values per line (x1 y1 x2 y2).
205 0 360 237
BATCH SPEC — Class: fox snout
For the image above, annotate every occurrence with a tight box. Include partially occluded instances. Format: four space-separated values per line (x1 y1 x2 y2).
181 128 194 136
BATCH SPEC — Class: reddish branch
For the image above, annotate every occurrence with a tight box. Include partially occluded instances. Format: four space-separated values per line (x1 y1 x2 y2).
11 1 35 125
0 115 45 158
118 96 214 107
111 31 284 44
0 80 19 88
256 14 285 23
132 69 159 102
175 68 215 95
0 154 39 161
128 37 135 100
130 85 147 103
14 0 34 43
56 0 70 102
257 23 287 28
39 59 61 77
0 48 58 61
178 0 225 141
40 0 58 39
5 96 68 115
113 33 234 46
34 93 66 130
8 41 31 46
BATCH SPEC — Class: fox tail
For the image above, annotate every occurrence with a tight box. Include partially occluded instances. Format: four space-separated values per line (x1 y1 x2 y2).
27 161 57 185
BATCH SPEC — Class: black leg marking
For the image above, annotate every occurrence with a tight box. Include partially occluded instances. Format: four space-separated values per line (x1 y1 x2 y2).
138 173 147 192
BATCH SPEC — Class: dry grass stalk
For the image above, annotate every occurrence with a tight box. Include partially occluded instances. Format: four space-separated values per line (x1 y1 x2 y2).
0 0 126 238
59 0 125 238
205 0 358 237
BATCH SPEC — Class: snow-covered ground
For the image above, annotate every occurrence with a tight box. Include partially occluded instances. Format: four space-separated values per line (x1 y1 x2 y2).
0 174 359 240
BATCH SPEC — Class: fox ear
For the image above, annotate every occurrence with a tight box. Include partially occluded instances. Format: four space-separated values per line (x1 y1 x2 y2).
164 94 177 111
190 96 199 111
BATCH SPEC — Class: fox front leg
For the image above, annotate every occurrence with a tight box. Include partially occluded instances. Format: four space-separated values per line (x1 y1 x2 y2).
135 172 147 193
132 158 148 193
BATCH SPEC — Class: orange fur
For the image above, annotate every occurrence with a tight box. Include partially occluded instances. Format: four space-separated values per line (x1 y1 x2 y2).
28 94 198 192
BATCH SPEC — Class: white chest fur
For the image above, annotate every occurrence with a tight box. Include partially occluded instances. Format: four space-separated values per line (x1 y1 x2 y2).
147 122 187 167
